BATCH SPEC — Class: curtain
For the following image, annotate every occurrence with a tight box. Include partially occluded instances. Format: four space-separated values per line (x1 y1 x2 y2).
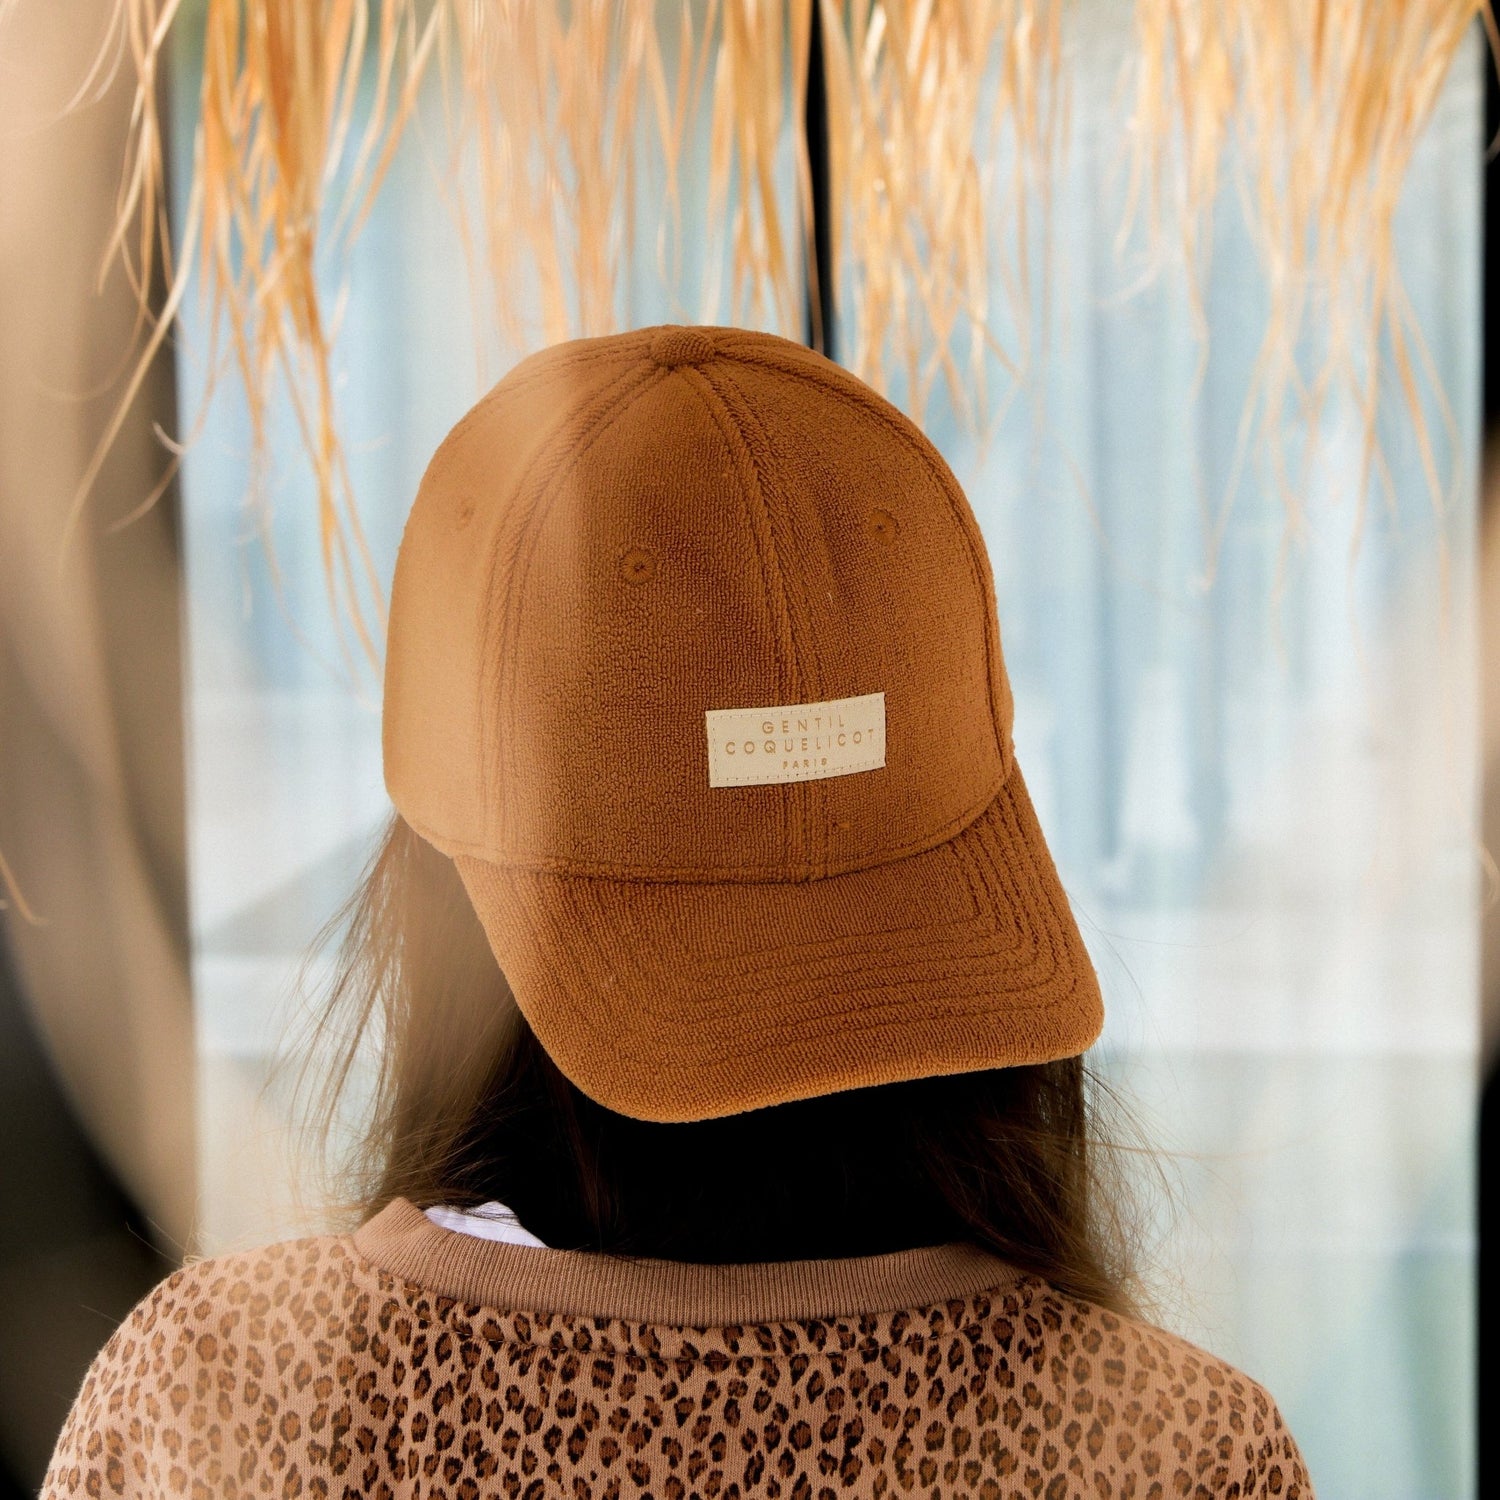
0 0 194 1256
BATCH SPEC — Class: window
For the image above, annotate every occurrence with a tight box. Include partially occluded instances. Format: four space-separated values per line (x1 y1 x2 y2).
170 14 1482 1496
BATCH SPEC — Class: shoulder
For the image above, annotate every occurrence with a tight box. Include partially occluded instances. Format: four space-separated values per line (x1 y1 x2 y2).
971 1274 1315 1498
92 1228 366 1369
39 1229 367 1500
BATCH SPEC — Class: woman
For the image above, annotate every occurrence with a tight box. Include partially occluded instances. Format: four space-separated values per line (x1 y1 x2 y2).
42 324 1313 1498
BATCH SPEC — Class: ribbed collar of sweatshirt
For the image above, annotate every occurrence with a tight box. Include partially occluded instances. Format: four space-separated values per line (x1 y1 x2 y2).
357 1194 1023 1325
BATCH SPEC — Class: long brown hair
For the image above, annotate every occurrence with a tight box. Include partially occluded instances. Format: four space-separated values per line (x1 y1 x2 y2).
287 812 1156 1316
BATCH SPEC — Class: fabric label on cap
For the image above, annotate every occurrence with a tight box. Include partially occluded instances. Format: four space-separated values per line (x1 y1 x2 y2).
705 692 885 787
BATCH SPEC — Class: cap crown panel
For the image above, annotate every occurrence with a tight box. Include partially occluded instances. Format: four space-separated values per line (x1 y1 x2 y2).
386 326 1012 883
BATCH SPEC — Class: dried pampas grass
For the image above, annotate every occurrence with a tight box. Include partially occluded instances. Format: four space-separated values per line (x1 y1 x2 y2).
1123 0 1499 588
818 0 1066 428
78 0 1496 674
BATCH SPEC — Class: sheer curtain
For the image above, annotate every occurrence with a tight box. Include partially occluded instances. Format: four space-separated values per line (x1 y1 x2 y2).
169 11 1481 1498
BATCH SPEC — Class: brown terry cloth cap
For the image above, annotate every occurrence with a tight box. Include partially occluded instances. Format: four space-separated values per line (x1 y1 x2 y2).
383 323 1102 1122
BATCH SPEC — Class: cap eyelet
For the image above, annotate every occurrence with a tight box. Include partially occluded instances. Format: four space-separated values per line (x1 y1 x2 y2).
865 507 899 543
620 546 657 584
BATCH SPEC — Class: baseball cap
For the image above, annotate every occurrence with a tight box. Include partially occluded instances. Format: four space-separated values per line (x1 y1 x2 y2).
382 323 1102 1123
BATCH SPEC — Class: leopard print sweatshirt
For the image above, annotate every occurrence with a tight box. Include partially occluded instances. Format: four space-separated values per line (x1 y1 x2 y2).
40 1196 1314 1499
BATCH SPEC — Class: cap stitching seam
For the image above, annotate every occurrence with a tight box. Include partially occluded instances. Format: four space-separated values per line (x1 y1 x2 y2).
705 360 844 874
568 794 1070 1040
471 358 655 829
963 786 1066 983
692 361 833 873
665 899 1058 1014
683 844 986 974
690 911 997 978
675 367 803 693
526 846 1065 1046
689 928 1053 1006
675 363 806 867
718 349 1010 771
429 761 1005 879
483 362 669 836
946 835 994 929
702 926 1070 1033
648 957 1068 1058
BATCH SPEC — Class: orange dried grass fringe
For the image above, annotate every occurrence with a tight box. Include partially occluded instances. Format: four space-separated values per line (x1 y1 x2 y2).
1124 0 1500 602
77 0 1499 681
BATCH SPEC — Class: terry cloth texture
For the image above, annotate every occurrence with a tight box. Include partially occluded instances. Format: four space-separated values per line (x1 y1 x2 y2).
382 324 1103 1123
41 1198 1315 1499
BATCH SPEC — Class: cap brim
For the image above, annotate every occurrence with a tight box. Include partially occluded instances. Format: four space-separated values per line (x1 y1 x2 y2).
453 763 1102 1122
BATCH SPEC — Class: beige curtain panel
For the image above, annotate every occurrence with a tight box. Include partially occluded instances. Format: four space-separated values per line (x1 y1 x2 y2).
0 0 194 1252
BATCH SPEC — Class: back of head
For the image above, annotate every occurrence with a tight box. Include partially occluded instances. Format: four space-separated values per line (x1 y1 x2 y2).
295 322 1139 1312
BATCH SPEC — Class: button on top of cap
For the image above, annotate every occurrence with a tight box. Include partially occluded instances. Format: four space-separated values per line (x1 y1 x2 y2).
649 327 716 368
